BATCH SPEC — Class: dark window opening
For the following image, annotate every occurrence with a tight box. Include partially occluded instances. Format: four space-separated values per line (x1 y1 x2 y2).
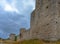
20 33 23 38
36 32 38 33
47 23 49 25
56 22 57 23
58 2 60 4
46 6 48 9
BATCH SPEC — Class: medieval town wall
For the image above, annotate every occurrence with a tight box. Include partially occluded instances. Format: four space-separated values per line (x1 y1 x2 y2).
17 0 60 41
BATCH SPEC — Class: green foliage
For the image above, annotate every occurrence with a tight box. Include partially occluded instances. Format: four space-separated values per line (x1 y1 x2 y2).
15 36 17 41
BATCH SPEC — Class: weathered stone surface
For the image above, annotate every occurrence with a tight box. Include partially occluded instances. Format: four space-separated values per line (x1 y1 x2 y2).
9 33 16 41
17 35 20 41
30 0 60 41
17 28 31 41
22 29 31 40
17 0 60 41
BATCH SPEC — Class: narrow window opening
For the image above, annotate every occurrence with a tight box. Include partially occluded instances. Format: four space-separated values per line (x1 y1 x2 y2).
56 22 57 23
58 2 60 4
46 6 48 9
47 23 49 25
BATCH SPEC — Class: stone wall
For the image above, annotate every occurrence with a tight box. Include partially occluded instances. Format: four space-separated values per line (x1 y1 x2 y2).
21 29 31 40
9 33 16 41
17 0 60 41
17 35 20 41
17 28 31 41
30 0 60 41
30 10 38 39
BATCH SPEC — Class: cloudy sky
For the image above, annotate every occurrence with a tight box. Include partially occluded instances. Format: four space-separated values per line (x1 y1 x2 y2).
0 0 35 39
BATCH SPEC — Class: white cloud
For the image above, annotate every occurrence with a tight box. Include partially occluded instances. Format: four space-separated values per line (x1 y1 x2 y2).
0 0 19 13
4 4 14 11
0 0 35 14
4 4 19 13
22 0 35 10
13 0 35 14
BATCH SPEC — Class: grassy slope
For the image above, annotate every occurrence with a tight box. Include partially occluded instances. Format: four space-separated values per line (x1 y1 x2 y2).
15 39 43 44
15 39 60 44
1 39 60 44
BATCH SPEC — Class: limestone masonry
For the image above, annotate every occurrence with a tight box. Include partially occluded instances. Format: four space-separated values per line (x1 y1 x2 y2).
17 0 60 41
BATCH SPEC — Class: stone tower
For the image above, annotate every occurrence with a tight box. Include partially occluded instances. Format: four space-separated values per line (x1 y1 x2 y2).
30 10 35 30
9 33 16 41
18 28 30 41
30 0 60 41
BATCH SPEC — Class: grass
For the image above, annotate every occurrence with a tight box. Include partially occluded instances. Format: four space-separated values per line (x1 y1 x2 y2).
0 39 60 44
15 39 60 44
15 39 43 44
